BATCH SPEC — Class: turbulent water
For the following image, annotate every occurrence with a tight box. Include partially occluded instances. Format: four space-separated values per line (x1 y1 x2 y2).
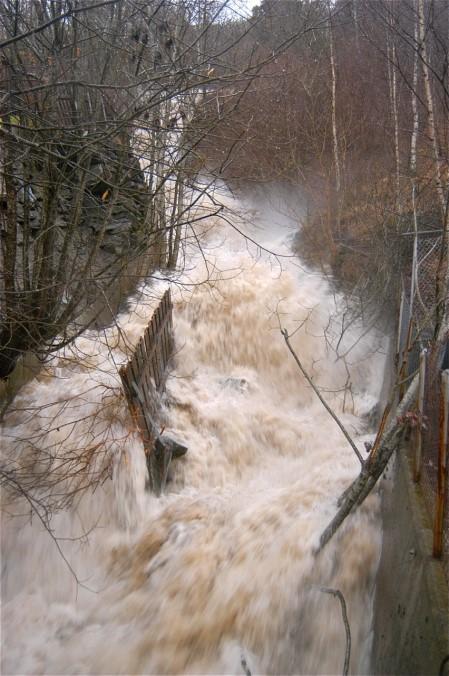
1 184 387 675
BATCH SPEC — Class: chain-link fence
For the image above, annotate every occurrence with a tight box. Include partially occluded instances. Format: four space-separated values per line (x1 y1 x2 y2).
422 347 449 565
397 230 449 581
411 233 441 332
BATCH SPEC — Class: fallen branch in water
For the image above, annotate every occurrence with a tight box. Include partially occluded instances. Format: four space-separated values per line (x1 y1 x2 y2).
281 325 422 552
317 372 419 552
320 587 351 676
281 328 364 465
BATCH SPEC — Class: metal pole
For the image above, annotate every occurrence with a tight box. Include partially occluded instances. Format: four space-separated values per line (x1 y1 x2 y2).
396 288 405 370
433 370 449 558
414 348 427 482
399 317 413 400
409 217 418 317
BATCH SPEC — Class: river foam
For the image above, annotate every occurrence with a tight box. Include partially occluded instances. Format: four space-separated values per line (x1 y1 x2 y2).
1 183 387 674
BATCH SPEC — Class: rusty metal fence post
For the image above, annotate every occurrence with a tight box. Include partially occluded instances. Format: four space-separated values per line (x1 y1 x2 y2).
433 369 449 558
413 348 427 482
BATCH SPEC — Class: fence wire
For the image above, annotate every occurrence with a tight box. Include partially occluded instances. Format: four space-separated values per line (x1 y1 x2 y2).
421 346 449 580
412 234 441 335
398 230 448 581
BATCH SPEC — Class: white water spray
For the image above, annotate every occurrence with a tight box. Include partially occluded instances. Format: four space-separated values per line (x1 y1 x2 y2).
1 184 387 675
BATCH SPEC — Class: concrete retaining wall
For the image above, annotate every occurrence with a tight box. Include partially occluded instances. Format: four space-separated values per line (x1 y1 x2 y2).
372 448 448 675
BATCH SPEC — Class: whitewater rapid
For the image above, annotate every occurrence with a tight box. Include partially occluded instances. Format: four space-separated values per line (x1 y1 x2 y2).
1 184 387 674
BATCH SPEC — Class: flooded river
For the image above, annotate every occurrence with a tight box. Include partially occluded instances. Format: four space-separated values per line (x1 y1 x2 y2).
1 184 387 674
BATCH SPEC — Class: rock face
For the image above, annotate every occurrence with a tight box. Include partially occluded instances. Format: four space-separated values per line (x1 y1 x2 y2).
82 150 149 237
14 146 149 248
12 145 152 315
0 142 153 377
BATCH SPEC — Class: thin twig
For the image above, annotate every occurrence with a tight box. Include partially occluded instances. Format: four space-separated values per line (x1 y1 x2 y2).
281 328 364 465
320 587 351 676
1 470 97 594
0 0 121 49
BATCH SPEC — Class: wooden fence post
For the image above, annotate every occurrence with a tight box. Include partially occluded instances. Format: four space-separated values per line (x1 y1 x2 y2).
433 369 449 558
119 289 177 495
413 348 427 482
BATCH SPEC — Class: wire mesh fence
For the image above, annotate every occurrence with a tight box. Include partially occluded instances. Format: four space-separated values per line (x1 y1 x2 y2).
412 233 441 334
419 346 449 576
397 229 448 581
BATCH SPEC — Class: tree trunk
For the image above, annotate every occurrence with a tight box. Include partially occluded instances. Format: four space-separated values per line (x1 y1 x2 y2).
317 373 419 553
329 6 341 197
418 0 446 216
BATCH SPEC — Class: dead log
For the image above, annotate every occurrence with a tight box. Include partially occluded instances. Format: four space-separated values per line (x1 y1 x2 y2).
317 373 419 553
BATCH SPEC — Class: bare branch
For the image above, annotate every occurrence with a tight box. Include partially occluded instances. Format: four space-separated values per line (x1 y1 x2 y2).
317 372 419 552
281 328 364 466
0 0 121 49
320 587 351 676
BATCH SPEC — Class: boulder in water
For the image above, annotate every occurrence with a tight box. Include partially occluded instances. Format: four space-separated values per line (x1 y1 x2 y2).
221 377 249 393
159 434 188 458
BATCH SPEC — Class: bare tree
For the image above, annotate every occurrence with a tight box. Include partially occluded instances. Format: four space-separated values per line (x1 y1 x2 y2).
0 0 266 379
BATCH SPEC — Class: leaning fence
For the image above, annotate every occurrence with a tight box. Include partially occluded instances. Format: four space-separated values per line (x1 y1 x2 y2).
119 289 174 493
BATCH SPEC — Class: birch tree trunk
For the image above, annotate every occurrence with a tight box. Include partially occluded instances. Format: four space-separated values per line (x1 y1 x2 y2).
329 6 341 197
392 42 401 213
409 0 420 316
410 0 419 177
352 0 360 52
418 0 446 216
386 14 401 215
